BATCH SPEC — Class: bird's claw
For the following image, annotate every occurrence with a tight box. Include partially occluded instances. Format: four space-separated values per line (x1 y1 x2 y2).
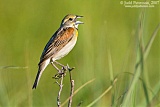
52 64 75 79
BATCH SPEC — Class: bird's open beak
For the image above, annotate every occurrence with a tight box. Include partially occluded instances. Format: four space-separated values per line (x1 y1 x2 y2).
76 15 84 24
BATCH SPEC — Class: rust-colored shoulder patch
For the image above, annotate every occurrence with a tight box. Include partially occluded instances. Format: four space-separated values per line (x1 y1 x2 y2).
59 27 74 41
53 27 75 47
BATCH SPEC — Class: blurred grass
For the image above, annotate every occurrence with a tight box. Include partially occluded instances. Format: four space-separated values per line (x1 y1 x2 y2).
0 0 159 107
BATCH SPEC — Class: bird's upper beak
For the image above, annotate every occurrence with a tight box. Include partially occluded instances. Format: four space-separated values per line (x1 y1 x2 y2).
76 15 83 19
75 15 84 24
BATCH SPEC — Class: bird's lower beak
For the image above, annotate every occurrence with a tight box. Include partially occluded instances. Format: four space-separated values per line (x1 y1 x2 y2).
76 20 84 24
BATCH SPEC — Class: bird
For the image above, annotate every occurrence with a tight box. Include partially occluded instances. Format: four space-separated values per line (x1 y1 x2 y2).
32 14 83 89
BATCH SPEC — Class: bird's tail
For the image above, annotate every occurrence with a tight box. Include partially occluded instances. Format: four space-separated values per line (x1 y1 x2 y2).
32 60 50 89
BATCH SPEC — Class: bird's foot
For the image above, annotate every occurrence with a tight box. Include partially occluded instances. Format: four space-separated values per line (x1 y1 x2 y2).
53 72 64 79
52 64 75 79
52 66 67 79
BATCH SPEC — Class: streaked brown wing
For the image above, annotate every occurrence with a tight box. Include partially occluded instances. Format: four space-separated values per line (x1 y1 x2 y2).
39 27 75 63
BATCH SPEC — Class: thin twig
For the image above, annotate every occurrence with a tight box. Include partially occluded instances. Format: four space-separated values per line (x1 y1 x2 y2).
57 75 64 107
68 66 75 107
68 79 74 107
54 63 75 107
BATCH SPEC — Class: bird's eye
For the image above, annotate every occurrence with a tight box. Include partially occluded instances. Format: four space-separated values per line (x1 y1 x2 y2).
69 18 73 21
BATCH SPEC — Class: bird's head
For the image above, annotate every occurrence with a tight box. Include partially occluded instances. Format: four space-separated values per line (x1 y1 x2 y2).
61 14 83 29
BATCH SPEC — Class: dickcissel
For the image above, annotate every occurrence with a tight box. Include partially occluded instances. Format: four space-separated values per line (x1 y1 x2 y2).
32 14 83 89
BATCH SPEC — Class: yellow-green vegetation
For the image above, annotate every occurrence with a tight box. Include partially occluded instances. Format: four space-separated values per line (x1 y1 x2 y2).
0 0 159 107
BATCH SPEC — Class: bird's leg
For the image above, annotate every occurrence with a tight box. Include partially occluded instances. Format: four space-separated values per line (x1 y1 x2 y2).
51 61 67 79
51 62 61 73
54 61 68 71
54 61 75 71
51 60 75 79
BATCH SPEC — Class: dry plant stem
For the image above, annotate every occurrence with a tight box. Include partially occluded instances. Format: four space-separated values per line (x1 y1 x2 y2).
55 63 74 107
68 68 75 107
51 62 60 72
57 75 64 107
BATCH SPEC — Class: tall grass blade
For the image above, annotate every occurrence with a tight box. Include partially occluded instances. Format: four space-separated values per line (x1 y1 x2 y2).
86 78 117 107
0 66 28 69
144 23 160 60
122 8 146 106
147 81 160 107
108 50 115 106
108 50 114 82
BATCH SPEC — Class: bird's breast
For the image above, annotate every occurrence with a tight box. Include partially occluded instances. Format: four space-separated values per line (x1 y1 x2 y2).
52 28 78 61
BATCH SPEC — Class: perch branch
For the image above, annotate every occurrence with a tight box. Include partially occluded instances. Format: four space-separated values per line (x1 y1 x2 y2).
56 74 64 107
54 63 75 107
68 65 75 107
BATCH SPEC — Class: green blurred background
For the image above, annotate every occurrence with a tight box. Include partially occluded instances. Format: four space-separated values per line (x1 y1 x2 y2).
0 0 159 107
